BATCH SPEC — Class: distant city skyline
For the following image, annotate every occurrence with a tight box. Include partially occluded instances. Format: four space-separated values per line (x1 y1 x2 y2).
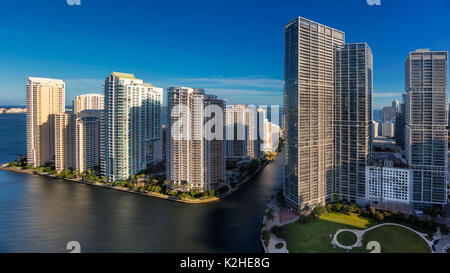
1 0 449 108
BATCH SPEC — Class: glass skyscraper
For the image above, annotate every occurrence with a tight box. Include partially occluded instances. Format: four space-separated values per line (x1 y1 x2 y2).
405 49 448 208
334 43 373 204
284 17 345 211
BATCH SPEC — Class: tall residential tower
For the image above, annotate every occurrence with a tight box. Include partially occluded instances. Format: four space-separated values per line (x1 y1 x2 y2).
284 17 345 211
334 43 373 204
26 77 65 167
405 49 448 208
166 87 226 192
102 72 163 181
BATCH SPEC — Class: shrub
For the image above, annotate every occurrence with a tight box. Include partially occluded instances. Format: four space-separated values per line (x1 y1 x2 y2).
275 242 284 249
270 225 286 237
439 223 449 235
312 206 328 217
261 230 271 247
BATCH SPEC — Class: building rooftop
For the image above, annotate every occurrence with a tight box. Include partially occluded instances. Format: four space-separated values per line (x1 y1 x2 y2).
27 77 65 83
369 151 408 168
111 72 136 79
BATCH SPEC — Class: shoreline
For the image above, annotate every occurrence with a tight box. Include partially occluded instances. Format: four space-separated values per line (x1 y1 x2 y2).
0 160 270 205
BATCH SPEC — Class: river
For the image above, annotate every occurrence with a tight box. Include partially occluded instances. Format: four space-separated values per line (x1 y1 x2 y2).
0 113 284 253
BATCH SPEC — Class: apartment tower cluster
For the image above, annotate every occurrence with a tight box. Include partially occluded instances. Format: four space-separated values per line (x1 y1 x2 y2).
27 72 281 193
284 17 448 211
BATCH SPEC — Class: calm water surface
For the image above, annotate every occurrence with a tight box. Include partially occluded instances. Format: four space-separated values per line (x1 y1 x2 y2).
0 114 283 252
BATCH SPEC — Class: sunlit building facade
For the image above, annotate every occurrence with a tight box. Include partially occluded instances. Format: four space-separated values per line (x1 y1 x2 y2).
102 72 163 182
26 77 65 167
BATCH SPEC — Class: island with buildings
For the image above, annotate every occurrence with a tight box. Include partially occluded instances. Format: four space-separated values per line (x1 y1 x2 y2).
0 107 27 114
0 73 282 204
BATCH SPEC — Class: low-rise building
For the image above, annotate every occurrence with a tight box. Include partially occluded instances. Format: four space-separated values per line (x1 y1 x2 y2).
366 152 411 204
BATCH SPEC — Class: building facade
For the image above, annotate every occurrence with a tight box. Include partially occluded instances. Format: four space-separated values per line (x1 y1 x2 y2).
366 166 411 204
263 119 281 153
102 72 163 182
395 100 406 149
382 121 395 138
166 87 226 192
372 121 379 139
54 112 75 171
26 77 65 167
405 49 448 208
382 106 397 122
225 105 264 159
73 93 104 114
74 110 102 173
334 43 373 204
284 17 345 211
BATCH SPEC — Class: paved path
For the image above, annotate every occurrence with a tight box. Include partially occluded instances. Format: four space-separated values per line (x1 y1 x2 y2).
434 234 450 253
261 198 289 253
332 223 434 252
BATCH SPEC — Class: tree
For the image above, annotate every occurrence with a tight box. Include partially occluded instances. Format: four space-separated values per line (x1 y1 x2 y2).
265 208 274 221
261 230 271 247
375 212 384 222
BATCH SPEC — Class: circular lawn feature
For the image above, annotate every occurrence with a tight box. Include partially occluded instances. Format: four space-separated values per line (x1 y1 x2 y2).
360 225 430 253
336 231 357 247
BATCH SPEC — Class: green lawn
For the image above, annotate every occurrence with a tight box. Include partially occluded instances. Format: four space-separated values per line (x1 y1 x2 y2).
279 212 376 253
337 231 357 246
280 212 429 253
352 225 430 253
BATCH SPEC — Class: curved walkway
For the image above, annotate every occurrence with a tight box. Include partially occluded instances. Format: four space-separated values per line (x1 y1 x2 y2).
332 223 433 251
434 235 450 253
261 198 289 253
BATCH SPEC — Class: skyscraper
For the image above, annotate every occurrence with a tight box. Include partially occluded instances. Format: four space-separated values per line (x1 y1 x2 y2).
225 105 265 159
334 43 373 204
382 121 395 138
392 99 400 111
26 77 65 167
73 93 104 114
74 110 102 173
102 72 163 182
382 106 397 122
405 49 448 208
284 17 345 211
166 87 226 192
54 112 75 171
72 94 104 173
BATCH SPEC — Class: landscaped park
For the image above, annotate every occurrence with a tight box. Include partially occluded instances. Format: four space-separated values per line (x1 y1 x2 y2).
265 201 449 253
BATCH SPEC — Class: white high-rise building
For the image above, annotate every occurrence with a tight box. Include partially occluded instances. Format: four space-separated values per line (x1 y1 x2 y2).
263 119 281 153
26 77 65 167
75 110 102 173
372 121 379 138
382 121 395 138
166 87 226 192
72 94 104 173
102 72 163 182
225 105 265 159
73 93 104 114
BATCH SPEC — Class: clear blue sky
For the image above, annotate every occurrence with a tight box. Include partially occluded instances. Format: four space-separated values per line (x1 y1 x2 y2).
0 0 448 108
